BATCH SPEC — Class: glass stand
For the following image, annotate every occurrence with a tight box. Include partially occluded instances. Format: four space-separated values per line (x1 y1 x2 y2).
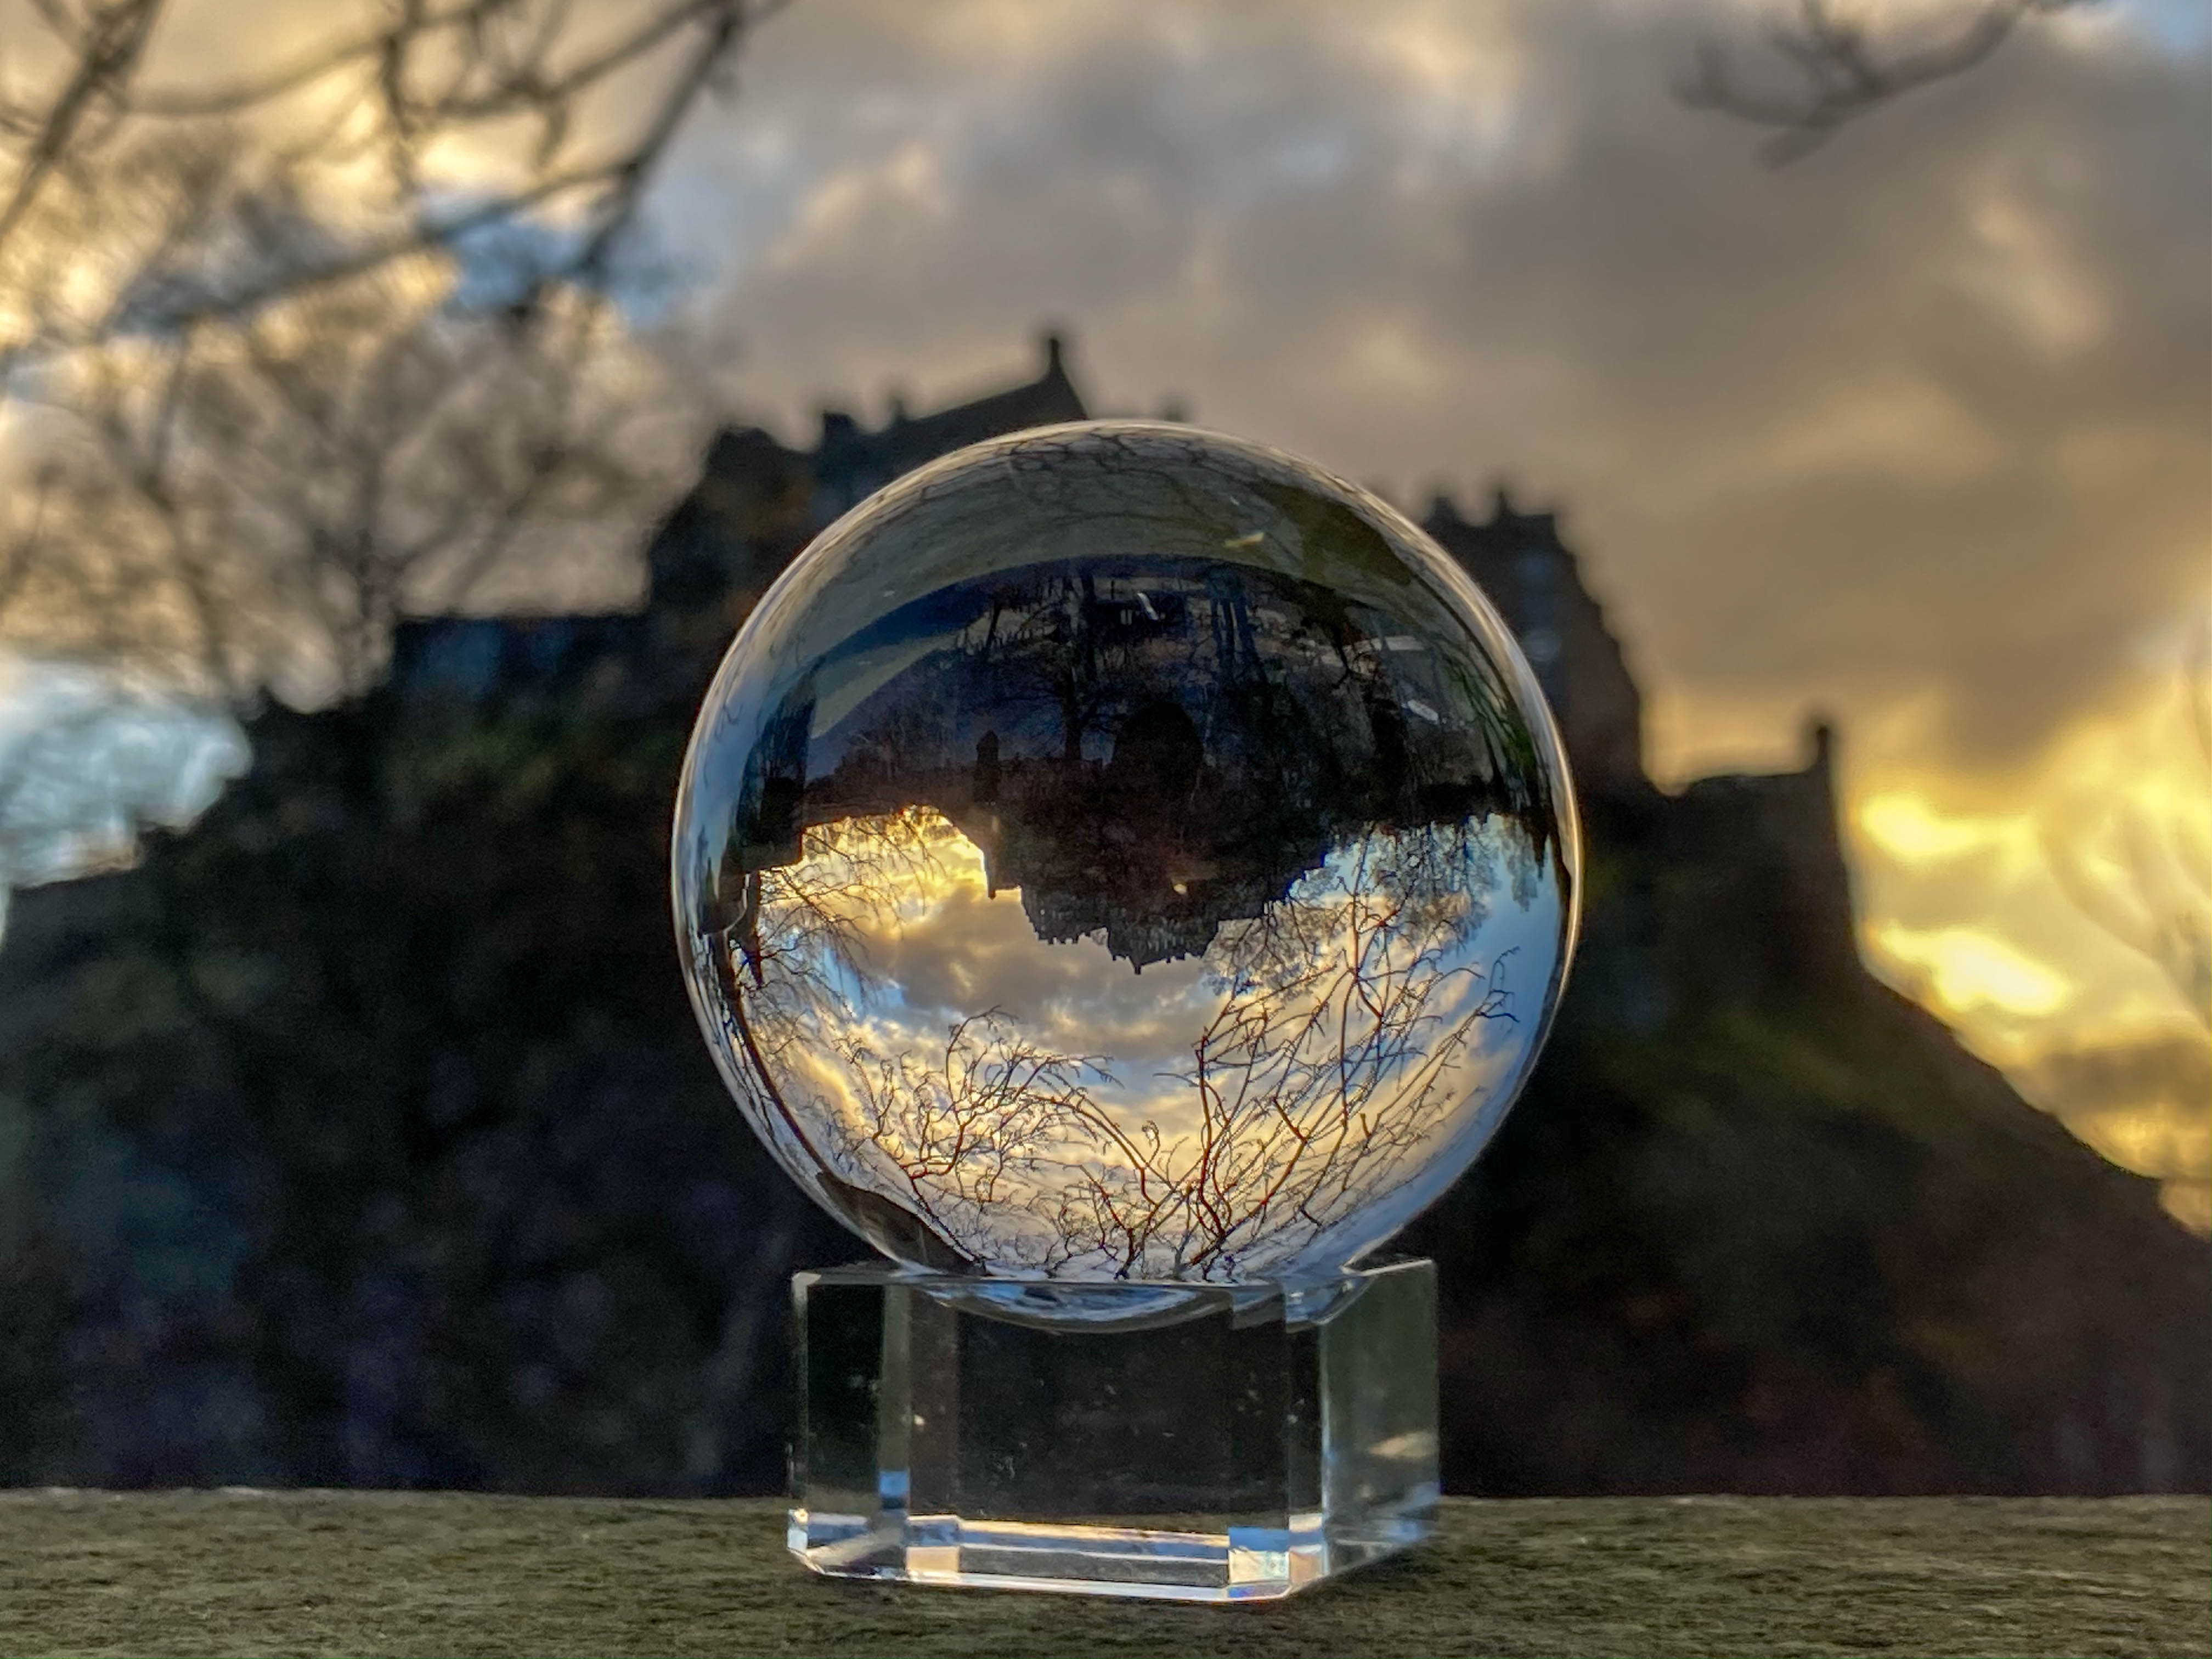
788 1257 1437 1601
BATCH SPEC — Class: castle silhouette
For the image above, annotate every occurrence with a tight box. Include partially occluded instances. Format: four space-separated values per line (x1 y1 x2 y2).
394 330 1649 780
392 329 1855 1012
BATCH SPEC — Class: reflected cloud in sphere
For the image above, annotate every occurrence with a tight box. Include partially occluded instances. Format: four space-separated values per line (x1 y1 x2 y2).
674 422 1579 1281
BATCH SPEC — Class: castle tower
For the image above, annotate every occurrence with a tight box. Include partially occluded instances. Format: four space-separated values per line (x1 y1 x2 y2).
1420 487 1647 797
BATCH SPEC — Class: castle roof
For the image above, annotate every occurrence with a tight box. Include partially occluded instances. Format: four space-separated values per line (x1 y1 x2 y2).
811 330 1089 496
874 331 1087 469
1423 484 1565 556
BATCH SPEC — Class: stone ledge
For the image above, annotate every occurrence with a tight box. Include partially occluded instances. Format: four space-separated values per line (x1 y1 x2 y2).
1 1491 2204 1657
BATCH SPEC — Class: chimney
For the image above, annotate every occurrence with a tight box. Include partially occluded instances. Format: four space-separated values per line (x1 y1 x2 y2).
1040 328 1067 376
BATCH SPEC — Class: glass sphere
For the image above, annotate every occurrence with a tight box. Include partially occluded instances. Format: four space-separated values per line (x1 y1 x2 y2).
673 421 1579 1283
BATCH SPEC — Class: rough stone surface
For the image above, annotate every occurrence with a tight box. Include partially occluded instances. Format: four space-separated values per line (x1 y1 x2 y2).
1 1491 2204 1657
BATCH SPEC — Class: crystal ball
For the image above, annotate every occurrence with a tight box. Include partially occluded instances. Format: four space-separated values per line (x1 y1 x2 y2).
673 421 1579 1282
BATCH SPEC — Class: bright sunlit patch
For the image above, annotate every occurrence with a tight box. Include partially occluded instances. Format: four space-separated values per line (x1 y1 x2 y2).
765 140 949 272
1957 188 2109 357
1706 375 2002 491
1868 921 2075 1017
2068 1103 2212 1184
1856 791 2040 870
1361 1 1518 99
1346 314 1447 396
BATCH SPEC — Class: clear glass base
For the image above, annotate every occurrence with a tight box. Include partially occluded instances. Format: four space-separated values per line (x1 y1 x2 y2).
789 1257 1437 1601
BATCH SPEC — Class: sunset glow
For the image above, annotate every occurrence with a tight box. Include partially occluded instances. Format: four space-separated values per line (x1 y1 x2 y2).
1867 921 2073 1018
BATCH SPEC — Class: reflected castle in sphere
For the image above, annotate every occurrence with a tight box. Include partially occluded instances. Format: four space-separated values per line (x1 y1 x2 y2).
672 424 1580 1282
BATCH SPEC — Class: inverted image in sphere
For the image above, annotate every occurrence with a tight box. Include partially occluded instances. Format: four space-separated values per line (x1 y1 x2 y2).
673 422 1579 1282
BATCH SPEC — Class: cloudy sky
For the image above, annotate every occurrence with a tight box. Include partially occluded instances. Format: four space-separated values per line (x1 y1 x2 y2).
4 0 2207 1217
632 0 2208 1214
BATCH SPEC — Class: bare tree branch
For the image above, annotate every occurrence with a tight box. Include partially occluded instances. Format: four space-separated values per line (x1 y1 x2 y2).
0 0 163 254
0 0 792 702
1680 0 2097 163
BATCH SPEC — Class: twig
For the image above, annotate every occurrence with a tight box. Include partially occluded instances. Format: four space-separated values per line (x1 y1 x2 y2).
1679 0 2095 163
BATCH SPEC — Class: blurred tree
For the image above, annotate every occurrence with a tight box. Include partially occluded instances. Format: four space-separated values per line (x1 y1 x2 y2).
0 0 787 701
1681 0 2101 163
